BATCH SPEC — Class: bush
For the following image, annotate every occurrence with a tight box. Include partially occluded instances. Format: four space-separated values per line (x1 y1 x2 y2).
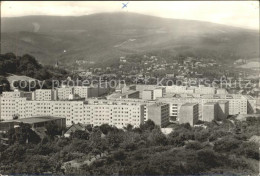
236 142 259 160
185 141 203 150
213 136 241 153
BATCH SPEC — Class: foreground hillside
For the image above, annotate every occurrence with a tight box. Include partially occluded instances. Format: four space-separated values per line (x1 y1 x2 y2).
0 117 259 175
1 13 259 65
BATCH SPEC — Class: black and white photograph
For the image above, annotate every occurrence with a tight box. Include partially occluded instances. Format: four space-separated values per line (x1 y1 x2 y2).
0 1 259 175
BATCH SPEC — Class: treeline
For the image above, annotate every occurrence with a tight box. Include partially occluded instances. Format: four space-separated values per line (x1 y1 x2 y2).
0 53 70 92
0 52 70 80
0 117 259 175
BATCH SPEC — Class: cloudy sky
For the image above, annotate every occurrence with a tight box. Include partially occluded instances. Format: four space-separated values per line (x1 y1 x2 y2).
1 1 259 29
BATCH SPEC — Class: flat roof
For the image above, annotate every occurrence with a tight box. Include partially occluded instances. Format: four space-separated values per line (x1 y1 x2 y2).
107 90 139 98
182 103 198 106
12 116 65 124
217 100 229 104
204 102 218 105
149 102 168 107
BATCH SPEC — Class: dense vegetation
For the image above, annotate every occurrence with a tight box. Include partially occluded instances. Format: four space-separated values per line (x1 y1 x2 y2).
0 117 259 175
0 53 70 92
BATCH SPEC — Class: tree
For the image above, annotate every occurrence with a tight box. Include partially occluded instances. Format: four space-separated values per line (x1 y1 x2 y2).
71 130 89 140
196 149 220 168
194 129 210 142
7 123 40 144
100 124 113 135
185 141 203 150
46 122 61 139
213 136 241 153
124 124 133 131
0 77 10 93
86 124 93 132
140 119 155 131
113 150 126 163
148 128 167 146
236 142 259 160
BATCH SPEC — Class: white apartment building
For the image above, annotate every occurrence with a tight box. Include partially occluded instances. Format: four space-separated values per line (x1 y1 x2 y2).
2 90 24 98
104 98 157 122
32 89 56 101
157 94 256 122
157 97 202 121
142 90 154 100
56 86 110 100
194 86 216 94
142 88 164 100
165 85 189 94
0 96 145 128
83 100 144 128
0 97 27 120
136 85 165 98
153 88 164 99
74 86 89 99
57 87 74 100
201 95 249 115
165 85 227 95
216 88 228 95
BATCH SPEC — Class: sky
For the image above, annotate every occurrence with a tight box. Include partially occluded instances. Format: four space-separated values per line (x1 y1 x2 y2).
1 1 259 30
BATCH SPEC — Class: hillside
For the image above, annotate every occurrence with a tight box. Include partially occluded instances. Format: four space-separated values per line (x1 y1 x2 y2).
1 12 259 65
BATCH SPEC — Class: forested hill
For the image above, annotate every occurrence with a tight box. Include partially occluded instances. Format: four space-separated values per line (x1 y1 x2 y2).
1 13 259 65
0 53 70 92
0 53 69 79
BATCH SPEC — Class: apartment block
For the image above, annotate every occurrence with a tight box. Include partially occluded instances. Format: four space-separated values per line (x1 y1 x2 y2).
202 102 218 122
83 101 144 128
217 100 229 120
74 86 89 99
147 103 169 127
194 86 215 94
107 90 140 99
216 88 228 95
0 97 146 128
165 85 191 94
157 97 202 121
0 97 27 120
136 85 164 98
178 103 199 126
201 95 248 115
32 89 57 101
142 90 154 100
2 90 24 98
57 87 74 100
153 88 164 99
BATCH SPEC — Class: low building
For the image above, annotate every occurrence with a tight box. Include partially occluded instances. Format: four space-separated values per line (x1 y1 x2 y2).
64 123 89 138
0 116 66 133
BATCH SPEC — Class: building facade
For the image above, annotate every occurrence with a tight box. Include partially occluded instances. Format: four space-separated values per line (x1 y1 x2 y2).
178 103 199 126
147 103 169 127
